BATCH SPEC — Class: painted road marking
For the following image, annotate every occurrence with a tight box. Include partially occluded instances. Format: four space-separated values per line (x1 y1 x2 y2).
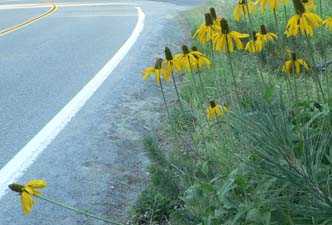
0 2 138 10
0 1 57 36
0 6 145 200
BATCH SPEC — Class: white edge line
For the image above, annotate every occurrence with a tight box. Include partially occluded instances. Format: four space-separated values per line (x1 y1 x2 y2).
0 6 145 199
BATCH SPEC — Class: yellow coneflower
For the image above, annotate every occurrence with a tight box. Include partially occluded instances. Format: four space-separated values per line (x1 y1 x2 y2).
323 17 332 31
233 0 256 22
212 18 249 53
207 101 227 121
143 58 170 84
302 0 317 11
210 7 222 31
285 0 322 37
256 24 278 43
191 46 211 69
255 0 288 12
245 31 263 53
9 180 47 214
193 13 217 45
174 45 209 72
163 47 182 73
282 52 310 75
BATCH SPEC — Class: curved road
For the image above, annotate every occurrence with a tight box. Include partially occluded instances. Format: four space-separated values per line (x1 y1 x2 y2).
0 0 205 224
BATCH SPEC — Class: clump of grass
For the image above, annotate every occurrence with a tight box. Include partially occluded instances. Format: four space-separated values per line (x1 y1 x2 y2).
134 0 332 224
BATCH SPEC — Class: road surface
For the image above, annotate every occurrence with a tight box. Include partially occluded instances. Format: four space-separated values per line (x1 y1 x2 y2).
0 0 205 224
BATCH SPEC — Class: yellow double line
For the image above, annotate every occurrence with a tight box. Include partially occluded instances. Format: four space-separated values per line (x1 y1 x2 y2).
0 1 57 36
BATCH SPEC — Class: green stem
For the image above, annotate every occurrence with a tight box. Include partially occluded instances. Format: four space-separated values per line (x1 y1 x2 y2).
171 70 184 113
35 195 124 225
225 37 240 104
159 80 171 118
305 33 326 102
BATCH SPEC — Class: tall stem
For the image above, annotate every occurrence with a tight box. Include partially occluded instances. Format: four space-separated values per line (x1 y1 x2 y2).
171 70 184 112
225 37 240 103
159 80 170 118
35 195 124 225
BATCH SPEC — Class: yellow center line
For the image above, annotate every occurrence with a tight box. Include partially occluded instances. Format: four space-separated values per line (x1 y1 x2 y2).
0 1 57 36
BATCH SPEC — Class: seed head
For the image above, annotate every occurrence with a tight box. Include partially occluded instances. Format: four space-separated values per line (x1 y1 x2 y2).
293 0 305 15
253 31 257 40
210 100 216 108
204 13 213 26
9 183 24 193
291 52 297 61
164 47 173 61
210 8 217 20
182 45 190 54
260 24 267 34
191 46 198 51
154 58 163 69
220 18 230 34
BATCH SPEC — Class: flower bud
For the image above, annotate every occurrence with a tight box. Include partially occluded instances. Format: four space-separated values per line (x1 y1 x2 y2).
165 47 173 61
9 183 24 193
205 13 213 26
260 24 268 34
220 18 230 34
154 58 163 69
293 0 305 14
210 100 216 108
182 45 190 54
210 8 217 20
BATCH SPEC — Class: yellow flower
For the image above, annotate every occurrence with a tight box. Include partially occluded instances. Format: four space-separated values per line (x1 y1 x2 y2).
302 0 317 11
143 58 170 84
255 0 288 12
193 13 218 45
163 47 182 73
174 45 207 72
212 18 249 53
234 0 256 22
323 17 332 31
282 52 309 75
285 0 322 37
9 180 47 214
256 24 278 43
207 101 227 121
245 32 263 53
191 46 211 70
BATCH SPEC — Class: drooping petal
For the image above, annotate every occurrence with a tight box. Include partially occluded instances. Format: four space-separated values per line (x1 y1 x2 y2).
21 191 35 214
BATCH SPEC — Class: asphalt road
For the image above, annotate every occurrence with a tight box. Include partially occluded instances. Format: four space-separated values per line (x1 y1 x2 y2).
0 0 205 224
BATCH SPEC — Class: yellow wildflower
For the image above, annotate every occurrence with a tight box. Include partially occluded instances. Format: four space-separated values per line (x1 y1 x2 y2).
163 47 182 73
282 52 309 75
245 31 263 53
174 45 208 72
323 17 332 31
207 101 227 121
209 8 222 32
234 0 256 22
285 0 322 37
212 18 249 53
191 46 211 69
255 0 288 12
143 58 170 84
193 13 217 45
9 180 47 214
256 24 278 43
302 0 317 11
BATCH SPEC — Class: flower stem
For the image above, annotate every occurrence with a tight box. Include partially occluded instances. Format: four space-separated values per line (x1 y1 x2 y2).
35 195 124 225
159 80 171 118
225 37 240 104
171 70 184 113
305 33 326 102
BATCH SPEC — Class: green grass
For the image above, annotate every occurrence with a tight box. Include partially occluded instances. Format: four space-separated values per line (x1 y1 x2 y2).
131 0 332 224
